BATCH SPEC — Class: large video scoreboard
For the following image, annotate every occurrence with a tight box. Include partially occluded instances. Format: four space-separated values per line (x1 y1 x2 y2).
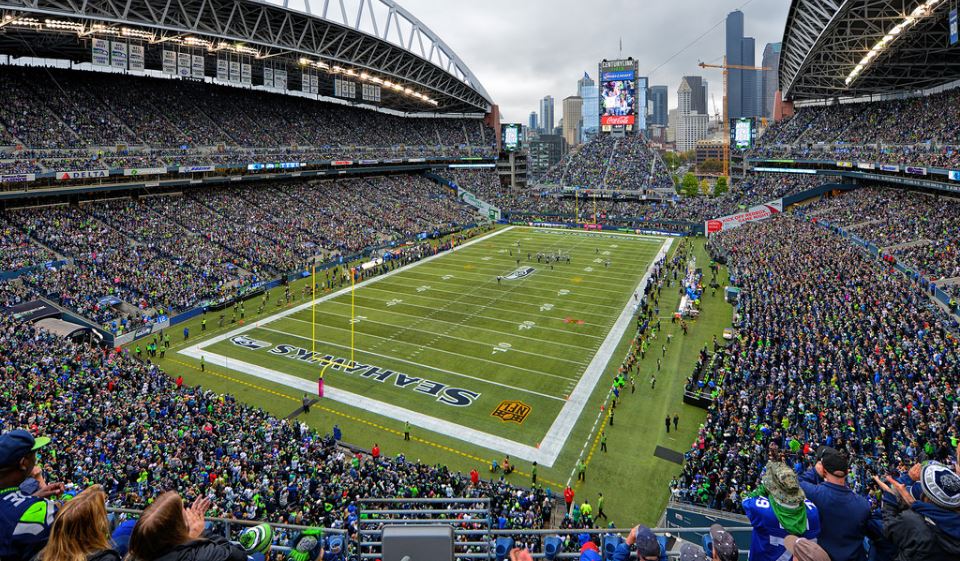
599 59 646 132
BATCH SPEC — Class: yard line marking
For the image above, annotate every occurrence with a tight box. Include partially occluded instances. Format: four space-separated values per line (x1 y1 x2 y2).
439 255 645 282
394 270 632 302
284 315 588 367
279 317 585 373
357 283 616 320
255 326 570 401
314 296 607 338
288 305 599 350
179 226 671 466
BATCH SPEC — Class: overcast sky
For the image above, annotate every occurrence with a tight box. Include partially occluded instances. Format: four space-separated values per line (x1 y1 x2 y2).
398 0 791 122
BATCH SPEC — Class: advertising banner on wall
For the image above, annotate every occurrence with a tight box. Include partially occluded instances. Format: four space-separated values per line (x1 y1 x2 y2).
229 60 240 82
241 62 251 84
0 173 36 183
274 69 287 91
123 167 167 176
705 200 783 235
56 170 109 181
216 58 228 81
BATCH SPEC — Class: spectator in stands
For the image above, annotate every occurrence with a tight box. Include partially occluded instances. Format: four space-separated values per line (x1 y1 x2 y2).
875 462 960 560
0 429 63 561
610 524 662 561
799 447 877 561
743 462 820 561
126 491 246 561
706 524 739 561
34 484 121 561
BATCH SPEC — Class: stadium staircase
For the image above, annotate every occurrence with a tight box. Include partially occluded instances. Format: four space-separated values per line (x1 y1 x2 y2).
599 138 620 188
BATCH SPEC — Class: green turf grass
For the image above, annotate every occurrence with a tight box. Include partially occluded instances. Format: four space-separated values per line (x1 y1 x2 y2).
151 227 731 526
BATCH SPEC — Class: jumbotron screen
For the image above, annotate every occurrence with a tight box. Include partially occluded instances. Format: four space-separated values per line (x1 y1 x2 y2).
599 60 638 126
501 123 521 152
733 118 753 149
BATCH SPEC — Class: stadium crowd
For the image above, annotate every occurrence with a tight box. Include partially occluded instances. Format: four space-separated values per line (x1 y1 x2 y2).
747 87 960 170
0 66 495 166
0 312 553 561
802 187 960 283
537 135 672 191
758 88 960 147
0 176 476 334
672 212 960 557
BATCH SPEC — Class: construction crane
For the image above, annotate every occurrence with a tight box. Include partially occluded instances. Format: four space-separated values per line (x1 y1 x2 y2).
698 59 770 181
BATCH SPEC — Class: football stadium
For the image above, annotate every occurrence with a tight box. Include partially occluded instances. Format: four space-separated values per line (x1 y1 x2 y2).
1 0 960 560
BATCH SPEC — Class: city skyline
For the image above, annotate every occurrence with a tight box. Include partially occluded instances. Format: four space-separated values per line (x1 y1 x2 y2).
397 0 789 122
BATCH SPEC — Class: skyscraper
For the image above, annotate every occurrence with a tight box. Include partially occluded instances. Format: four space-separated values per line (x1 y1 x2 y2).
529 111 538 133
761 42 781 119
648 86 669 127
726 10 758 119
677 76 709 152
539 96 555 134
579 72 599 142
679 77 707 116
562 95 583 148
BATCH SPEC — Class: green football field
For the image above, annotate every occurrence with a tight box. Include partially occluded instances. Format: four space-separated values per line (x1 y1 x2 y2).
181 226 669 468
159 226 732 524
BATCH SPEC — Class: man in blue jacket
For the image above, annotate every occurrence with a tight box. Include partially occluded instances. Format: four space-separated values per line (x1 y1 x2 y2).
799 447 880 561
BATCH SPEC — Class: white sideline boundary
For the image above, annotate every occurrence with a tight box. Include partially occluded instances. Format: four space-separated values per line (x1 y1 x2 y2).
179 226 673 467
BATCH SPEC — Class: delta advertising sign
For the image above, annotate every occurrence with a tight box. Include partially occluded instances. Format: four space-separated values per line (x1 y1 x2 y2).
705 200 783 235
56 170 109 181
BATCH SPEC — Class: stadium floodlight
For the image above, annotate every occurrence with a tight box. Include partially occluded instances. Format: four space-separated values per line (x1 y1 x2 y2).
121 27 155 41
5 17 41 29
44 19 83 32
183 36 211 47
845 0 945 86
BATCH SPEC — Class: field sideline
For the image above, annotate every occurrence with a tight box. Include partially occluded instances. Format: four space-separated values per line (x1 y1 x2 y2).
179 226 670 467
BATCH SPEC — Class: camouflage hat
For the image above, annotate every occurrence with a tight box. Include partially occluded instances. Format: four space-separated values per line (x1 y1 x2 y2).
762 461 805 508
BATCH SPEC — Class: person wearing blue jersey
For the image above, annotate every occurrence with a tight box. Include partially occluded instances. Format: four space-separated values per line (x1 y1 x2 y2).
743 462 821 561
0 430 63 561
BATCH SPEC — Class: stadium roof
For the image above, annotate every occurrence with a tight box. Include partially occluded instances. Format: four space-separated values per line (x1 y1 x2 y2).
780 0 960 100
0 0 492 113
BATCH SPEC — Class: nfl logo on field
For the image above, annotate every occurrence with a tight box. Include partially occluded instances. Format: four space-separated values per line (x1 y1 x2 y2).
492 400 531 424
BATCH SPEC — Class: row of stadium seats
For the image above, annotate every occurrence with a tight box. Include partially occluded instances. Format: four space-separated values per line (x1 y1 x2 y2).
0 66 494 157
0 312 554 561
674 210 960 517
448 168 821 224
802 186 960 282
745 87 960 169
537 134 673 190
759 88 960 146
0 175 476 332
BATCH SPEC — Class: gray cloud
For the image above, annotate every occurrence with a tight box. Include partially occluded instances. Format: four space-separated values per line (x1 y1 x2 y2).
398 0 790 122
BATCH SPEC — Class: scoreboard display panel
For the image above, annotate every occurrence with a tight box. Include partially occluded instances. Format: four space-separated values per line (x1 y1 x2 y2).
501 123 522 152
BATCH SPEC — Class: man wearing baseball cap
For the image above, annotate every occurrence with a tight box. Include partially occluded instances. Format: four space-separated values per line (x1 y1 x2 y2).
799 446 878 561
707 524 739 561
611 524 664 561
0 429 63 561
743 461 821 561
